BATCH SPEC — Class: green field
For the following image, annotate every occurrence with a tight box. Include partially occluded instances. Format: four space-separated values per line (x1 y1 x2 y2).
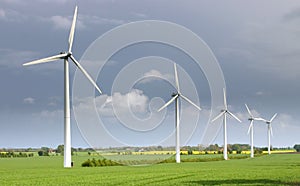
0 154 299 185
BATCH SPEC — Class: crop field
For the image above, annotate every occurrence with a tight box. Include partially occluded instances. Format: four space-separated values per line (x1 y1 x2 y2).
0 154 299 185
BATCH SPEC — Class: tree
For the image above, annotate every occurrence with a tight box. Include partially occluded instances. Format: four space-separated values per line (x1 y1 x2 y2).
71 147 76 155
56 145 64 155
206 144 219 151
38 150 48 156
232 144 242 154
294 144 300 152
56 145 75 155
157 146 163 151
41 147 49 152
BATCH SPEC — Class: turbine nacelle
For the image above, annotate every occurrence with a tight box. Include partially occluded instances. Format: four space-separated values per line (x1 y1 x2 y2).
211 88 241 124
172 92 179 97
60 51 72 58
264 113 277 125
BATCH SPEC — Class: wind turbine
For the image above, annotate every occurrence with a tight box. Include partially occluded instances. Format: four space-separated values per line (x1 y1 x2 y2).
263 113 277 155
158 63 201 163
245 104 264 158
211 88 241 160
23 6 102 168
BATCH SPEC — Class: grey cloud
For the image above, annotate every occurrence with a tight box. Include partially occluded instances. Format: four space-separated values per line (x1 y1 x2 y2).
0 48 39 67
283 7 300 22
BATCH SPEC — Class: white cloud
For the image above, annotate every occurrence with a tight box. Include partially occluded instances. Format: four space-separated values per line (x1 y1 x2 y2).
49 15 85 30
23 97 35 104
255 91 264 96
74 89 149 117
138 69 173 84
101 89 149 115
31 109 63 123
144 69 164 78
39 109 63 118
80 14 126 26
50 15 71 30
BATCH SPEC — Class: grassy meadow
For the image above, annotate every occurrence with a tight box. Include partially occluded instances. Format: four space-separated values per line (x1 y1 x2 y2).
0 153 299 185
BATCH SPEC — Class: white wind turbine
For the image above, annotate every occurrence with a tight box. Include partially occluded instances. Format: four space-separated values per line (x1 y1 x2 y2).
158 64 201 163
23 6 102 168
263 113 277 155
245 104 264 158
211 88 241 160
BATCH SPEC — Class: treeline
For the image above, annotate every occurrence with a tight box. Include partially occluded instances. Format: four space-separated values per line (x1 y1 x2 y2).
1 144 298 158
0 152 34 158
96 144 296 155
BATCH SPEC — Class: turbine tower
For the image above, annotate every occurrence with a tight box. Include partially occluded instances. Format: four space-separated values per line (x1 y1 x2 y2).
23 6 102 168
211 88 241 160
263 113 277 155
245 104 264 158
158 64 201 163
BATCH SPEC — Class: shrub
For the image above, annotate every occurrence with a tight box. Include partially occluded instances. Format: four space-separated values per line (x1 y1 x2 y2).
254 149 263 154
81 158 122 167
294 144 300 152
82 159 93 167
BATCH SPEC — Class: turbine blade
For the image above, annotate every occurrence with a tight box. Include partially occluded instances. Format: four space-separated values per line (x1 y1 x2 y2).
68 6 78 53
227 111 242 123
211 111 226 123
174 63 180 93
180 94 201 111
158 94 178 112
270 125 273 136
247 121 253 134
270 113 277 123
245 104 253 117
23 53 67 66
223 88 227 110
70 55 102 94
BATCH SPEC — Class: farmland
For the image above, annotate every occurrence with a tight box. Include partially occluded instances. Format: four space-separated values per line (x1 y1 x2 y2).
0 153 299 185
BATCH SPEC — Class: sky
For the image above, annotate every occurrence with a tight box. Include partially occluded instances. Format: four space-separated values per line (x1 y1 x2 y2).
0 0 299 149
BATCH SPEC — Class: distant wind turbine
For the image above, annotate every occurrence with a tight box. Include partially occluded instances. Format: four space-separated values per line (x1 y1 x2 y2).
211 88 241 160
23 6 102 168
158 64 201 163
263 113 277 155
245 104 264 158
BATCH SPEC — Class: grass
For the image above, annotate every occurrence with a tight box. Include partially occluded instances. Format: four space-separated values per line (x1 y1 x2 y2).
0 154 299 185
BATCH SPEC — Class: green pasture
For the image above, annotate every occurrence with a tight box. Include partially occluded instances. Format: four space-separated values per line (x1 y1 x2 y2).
0 154 299 185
